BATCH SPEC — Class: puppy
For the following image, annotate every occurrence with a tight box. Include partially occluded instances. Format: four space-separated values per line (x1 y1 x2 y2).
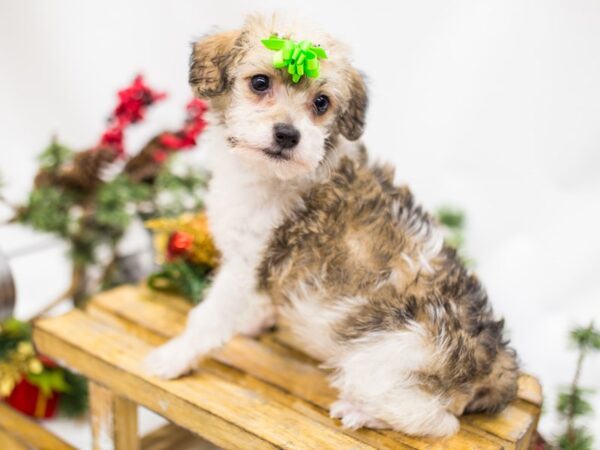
145 14 518 437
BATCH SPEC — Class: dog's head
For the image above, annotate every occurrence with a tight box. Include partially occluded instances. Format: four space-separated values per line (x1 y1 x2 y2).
190 15 368 180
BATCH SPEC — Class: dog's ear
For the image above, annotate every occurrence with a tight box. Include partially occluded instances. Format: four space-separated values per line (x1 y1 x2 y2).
338 70 368 141
189 30 243 98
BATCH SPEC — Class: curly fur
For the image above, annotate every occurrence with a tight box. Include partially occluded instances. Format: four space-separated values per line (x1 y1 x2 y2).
144 13 518 437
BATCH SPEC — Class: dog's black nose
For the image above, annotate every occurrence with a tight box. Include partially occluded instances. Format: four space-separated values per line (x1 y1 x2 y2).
273 123 301 149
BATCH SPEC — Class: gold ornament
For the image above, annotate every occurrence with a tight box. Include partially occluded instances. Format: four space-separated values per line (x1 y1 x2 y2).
145 212 219 267
0 348 42 397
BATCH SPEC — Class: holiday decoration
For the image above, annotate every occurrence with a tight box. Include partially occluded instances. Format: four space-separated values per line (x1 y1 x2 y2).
262 36 327 83
146 212 218 303
146 213 218 266
158 98 208 152
124 98 207 183
436 206 473 266
0 249 15 321
100 75 166 156
553 322 600 450
0 318 87 418
16 75 209 312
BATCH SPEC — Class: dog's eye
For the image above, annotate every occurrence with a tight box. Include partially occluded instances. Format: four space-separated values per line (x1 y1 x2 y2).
250 74 270 93
313 95 330 115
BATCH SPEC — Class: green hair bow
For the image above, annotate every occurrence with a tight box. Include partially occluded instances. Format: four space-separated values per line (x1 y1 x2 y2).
261 36 328 83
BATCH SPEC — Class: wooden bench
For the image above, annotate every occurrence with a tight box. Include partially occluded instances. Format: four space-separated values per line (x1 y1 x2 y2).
32 285 543 450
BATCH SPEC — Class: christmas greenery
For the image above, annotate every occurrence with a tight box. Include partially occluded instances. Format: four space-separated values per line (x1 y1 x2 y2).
38 138 73 171
15 76 208 307
0 318 88 418
436 206 472 265
145 212 217 303
437 206 465 248
57 369 89 418
1 76 209 420
553 322 600 450
147 259 211 304
0 318 31 360
152 165 208 218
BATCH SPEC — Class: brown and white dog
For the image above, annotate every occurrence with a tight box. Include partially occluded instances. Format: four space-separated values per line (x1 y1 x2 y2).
144 14 518 437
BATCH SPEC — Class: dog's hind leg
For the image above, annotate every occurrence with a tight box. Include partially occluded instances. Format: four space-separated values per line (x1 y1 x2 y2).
328 325 460 437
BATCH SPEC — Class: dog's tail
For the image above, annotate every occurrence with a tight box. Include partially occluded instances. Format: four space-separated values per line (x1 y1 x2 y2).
465 346 519 413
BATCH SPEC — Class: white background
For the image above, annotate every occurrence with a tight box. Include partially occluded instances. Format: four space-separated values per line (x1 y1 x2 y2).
1 0 600 447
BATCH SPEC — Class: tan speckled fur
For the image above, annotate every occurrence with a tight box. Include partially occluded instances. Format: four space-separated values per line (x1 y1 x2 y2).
258 153 518 418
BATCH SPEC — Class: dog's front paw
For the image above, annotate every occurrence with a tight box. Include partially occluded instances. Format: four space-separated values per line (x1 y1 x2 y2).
143 337 198 380
330 399 388 430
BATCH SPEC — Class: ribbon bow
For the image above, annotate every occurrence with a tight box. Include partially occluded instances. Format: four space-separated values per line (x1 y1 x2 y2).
261 36 328 83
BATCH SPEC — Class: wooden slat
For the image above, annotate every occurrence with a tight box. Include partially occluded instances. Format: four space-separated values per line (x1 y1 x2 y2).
34 310 380 450
87 286 542 449
202 358 418 450
89 299 499 450
89 381 139 450
0 402 75 450
92 285 188 338
0 428 30 450
141 423 220 450
517 374 543 407
461 401 539 450
218 338 507 450
89 300 415 449
86 286 518 450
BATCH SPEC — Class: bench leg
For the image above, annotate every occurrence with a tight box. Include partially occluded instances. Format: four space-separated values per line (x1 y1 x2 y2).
89 382 139 450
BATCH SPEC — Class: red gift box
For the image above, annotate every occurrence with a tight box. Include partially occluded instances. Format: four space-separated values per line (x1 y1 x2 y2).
6 377 59 418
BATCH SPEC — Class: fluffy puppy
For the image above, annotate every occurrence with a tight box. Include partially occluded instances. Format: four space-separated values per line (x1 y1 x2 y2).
144 14 518 437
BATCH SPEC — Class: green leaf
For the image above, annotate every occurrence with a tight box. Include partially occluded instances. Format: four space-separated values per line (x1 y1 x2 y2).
26 369 70 397
436 206 465 230
57 370 88 417
147 260 211 304
38 138 74 171
557 388 594 417
557 428 594 450
153 165 208 217
570 324 600 351
94 175 152 232
0 318 32 359
19 187 75 237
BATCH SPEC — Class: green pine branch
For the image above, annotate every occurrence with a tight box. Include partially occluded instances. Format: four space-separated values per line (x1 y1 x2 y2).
38 138 74 172
153 165 208 217
147 260 211 304
554 321 600 450
436 206 473 265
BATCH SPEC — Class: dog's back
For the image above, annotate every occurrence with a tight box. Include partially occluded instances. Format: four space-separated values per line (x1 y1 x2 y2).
258 154 518 435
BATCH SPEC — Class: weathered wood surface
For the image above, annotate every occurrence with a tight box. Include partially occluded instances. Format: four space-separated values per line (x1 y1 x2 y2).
0 427 30 450
0 401 76 450
34 285 543 450
89 381 139 450
141 423 221 450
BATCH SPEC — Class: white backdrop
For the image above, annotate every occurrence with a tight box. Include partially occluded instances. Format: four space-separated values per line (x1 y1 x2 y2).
1 0 600 446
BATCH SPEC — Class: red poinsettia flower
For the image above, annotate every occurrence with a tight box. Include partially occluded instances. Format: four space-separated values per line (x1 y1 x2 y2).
152 148 169 163
97 75 166 156
113 75 166 126
158 98 208 151
99 125 125 154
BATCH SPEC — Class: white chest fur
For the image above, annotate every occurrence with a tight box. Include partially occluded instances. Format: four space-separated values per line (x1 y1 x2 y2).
204 133 304 269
